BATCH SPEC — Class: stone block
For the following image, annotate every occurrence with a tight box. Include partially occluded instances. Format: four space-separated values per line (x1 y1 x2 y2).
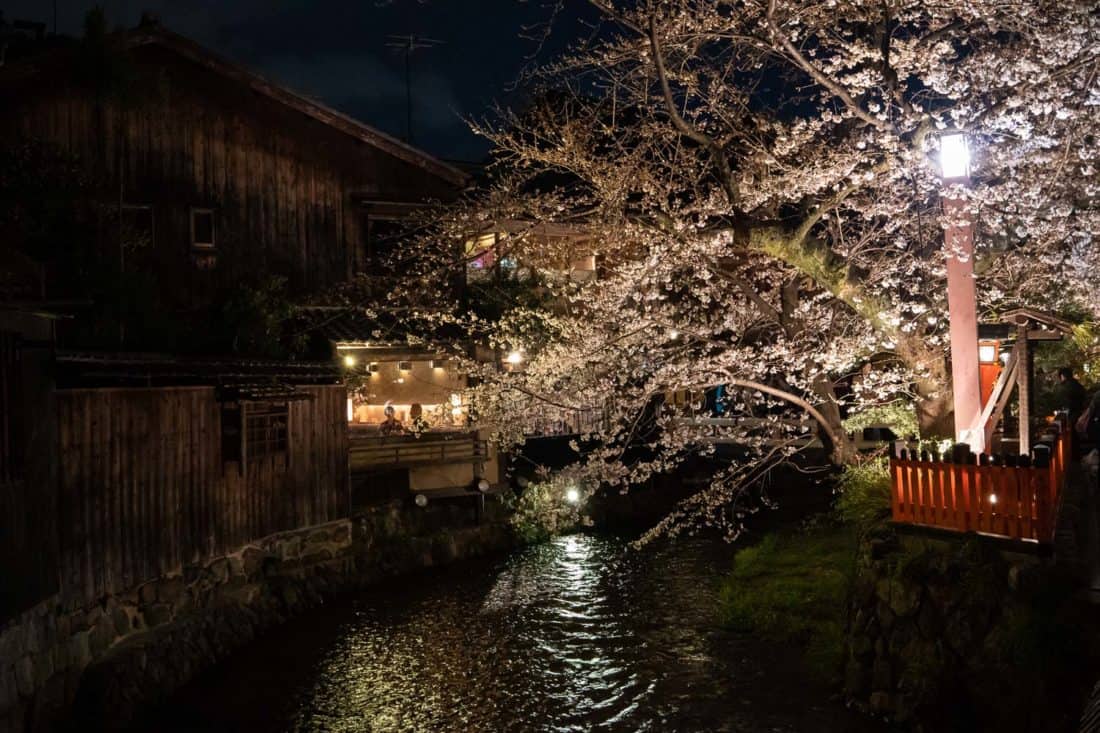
144 604 172 629
844 657 870 696
67 632 90 670
13 658 33 698
89 613 118 656
0 665 16 713
158 577 187 605
207 558 230 585
869 691 893 714
240 548 267 577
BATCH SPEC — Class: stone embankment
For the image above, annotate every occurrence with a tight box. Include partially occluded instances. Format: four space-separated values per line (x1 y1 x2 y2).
0 500 514 732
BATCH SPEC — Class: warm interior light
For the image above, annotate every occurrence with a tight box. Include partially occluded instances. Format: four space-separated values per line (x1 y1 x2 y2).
430 358 447 370
346 398 354 422
565 487 580 504
940 133 970 180
989 493 998 505
343 355 357 368
505 351 524 366
978 344 998 363
667 329 679 340
368 362 379 374
478 479 491 492
398 361 412 371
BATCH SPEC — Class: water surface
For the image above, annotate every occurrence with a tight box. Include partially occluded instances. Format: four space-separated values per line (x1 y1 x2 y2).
145 534 882 732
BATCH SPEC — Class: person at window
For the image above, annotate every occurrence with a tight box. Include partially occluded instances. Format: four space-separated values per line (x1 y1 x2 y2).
380 404 403 435
409 403 428 436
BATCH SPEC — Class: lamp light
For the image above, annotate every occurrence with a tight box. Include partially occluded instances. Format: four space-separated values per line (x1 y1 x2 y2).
343 354 356 368
477 478 491 493
505 351 524 366
565 487 580 504
398 361 412 372
414 494 428 508
430 358 448 370
368 362 379 373
978 343 998 364
939 132 970 181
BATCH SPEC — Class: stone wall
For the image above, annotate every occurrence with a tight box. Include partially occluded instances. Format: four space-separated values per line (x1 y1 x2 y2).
844 531 1090 732
0 498 515 733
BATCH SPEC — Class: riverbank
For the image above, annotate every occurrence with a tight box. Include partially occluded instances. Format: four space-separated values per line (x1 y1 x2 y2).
716 461 1100 731
1 497 517 733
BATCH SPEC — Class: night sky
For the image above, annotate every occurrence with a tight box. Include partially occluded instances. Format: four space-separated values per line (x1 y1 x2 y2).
3 1 601 162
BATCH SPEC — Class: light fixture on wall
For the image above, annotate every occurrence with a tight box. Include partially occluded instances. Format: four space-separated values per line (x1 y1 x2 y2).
505 351 523 366
343 354 357 368
398 361 412 372
430 358 448 370
368 362 379 374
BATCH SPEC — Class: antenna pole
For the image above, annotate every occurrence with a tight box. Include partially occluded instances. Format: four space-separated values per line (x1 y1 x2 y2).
404 40 412 144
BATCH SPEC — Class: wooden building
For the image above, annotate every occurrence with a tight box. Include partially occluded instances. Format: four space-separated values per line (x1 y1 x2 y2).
0 21 467 308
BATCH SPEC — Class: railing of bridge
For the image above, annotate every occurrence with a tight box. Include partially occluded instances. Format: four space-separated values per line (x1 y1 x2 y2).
889 421 1069 544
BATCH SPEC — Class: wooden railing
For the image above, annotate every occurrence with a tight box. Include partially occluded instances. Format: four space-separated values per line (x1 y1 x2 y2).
349 430 487 472
889 422 1070 544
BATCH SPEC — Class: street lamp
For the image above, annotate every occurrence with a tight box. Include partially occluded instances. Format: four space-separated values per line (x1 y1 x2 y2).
939 132 970 181
937 131 983 452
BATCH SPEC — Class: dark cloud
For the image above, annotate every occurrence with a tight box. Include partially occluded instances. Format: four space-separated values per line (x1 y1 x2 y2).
3 0 598 161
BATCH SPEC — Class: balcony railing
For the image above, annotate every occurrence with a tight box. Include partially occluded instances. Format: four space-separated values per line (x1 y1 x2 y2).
889 422 1069 544
349 430 487 472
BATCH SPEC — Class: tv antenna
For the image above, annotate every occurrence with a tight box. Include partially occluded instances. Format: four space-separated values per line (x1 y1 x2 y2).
385 34 444 145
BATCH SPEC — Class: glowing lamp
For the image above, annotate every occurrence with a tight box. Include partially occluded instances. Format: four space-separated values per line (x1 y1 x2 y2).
565 487 580 504
505 351 524 366
939 132 970 181
978 343 998 364
398 361 412 372
430 358 448 370
667 329 679 340
343 354 357 368
477 479 491 493
368 362 379 374
414 494 428 508
988 493 998 505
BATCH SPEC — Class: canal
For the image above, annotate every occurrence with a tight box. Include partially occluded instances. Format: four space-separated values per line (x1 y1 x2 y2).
142 534 884 732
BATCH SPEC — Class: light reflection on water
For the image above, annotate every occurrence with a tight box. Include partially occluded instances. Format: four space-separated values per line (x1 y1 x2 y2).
147 534 882 733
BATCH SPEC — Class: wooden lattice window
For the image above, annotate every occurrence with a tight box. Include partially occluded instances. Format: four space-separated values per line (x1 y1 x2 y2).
244 402 289 461
0 332 24 482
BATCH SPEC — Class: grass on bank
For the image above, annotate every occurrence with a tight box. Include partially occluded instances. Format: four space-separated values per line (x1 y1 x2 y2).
719 523 857 679
718 460 891 679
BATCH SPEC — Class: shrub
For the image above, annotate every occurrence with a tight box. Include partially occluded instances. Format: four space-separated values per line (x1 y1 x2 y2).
833 459 891 532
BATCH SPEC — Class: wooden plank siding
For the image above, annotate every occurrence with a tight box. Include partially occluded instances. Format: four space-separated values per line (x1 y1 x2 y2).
55 385 348 607
2 42 457 297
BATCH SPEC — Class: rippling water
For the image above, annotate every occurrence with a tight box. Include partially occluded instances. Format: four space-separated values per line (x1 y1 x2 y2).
146 534 882 733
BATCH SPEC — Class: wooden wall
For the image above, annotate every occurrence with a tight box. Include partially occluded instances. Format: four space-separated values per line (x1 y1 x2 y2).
55 385 348 607
4 43 456 296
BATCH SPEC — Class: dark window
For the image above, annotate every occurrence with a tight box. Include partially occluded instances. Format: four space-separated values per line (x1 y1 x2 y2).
244 402 289 461
0 332 24 482
191 208 216 249
359 213 405 273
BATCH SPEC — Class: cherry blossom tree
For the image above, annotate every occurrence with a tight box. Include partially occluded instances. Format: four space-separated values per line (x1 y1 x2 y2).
385 0 1100 538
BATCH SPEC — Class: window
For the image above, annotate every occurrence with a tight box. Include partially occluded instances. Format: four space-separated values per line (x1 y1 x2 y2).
190 208 216 249
359 213 405 273
244 402 289 461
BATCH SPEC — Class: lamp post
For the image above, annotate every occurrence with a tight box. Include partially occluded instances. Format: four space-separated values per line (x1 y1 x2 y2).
939 132 984 452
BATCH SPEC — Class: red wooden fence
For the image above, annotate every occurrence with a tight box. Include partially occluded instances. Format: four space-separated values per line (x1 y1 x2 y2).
889 423 1069 544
